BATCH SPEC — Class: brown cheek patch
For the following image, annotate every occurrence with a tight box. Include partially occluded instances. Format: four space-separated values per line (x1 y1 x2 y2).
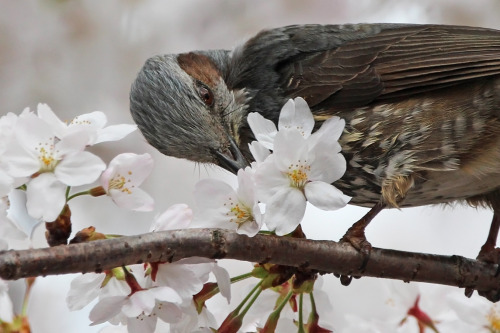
177 52 221 86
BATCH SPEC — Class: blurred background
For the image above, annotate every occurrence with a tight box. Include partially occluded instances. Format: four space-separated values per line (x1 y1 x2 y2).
2 0 500 332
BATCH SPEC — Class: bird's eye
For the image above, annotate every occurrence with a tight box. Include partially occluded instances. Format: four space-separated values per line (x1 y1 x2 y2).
197 84 214 107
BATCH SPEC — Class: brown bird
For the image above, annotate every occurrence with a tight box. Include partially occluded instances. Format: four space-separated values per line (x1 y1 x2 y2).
129 23 500 298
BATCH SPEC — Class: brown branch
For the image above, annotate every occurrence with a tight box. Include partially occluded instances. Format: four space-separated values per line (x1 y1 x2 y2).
0 228 498 296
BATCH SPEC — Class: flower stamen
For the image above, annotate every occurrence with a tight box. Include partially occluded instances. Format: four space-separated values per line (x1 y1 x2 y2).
109 172 134 194
286 160 310 189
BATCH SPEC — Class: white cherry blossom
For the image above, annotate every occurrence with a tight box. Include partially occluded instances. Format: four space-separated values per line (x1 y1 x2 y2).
99 153 154 211
37 103 136 145
247 97 315 150
255 128 350 235
193 168 262 236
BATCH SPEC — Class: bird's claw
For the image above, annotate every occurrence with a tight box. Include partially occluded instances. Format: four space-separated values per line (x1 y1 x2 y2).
340 232 372 271
465 245 500 301
477 245 500 267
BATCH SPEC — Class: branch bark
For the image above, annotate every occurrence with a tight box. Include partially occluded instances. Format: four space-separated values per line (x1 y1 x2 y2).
0 228 498 296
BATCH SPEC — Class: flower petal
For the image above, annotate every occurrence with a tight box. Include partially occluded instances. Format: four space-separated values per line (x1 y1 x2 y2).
264 187 306 236
151 204 193 232
26 173 67 221
36 103 67 138
213 263 231 303
304 181 351 210
89 296 127 325
94 124 137 144
254 155 288 202
109 187 154 211
107 153 154 186
67 273 106 311
248 141 271 163
308 116 345 150
278 97 314 138
192 179 237 229
309 151 347 184
55 151 106 186
6 189 41 238
272 129 309 171
247 112 277 149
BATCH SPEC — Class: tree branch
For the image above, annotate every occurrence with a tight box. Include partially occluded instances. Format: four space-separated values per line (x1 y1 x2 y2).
0 228 498 296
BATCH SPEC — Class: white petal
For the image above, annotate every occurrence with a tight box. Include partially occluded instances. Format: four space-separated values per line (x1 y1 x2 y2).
308 116 345 149
109 187 154 211
309 151 347 183
67 273 106 311
123 290 156 317
127 314 157 333
55 151 106 186
0 169 13 197
0 280 13 322
273 129 309 171
26 174 67 221
55 129 91 156
236 168 256 207
107 153 154 186
15 111 54 150
71 111 107 128
254 155 288 202
155 302 183 324
36 103 67 138
151 204 193 232
94 124 137 144
264 187 306 236
2 139 40 178
304 181 351 210
278 97 314 138
247 112 277 149
212 263 231 303
156 264 205 300
6 189 40 239
248 141 270 163
152 286 182 304
192 179 236 229
89 296 127 325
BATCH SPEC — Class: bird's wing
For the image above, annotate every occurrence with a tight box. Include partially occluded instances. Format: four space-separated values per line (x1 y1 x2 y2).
276 25 500 110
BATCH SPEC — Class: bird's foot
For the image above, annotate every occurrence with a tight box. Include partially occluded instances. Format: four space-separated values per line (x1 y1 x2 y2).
340 227 372 271
465 244 500 302
340 230 372 257
476 244 500 266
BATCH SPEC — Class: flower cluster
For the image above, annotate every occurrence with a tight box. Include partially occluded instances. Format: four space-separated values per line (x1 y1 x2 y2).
66 204 231 333
62 97 350 332
193 97 351 236
1 98 351 333
0 104 152 245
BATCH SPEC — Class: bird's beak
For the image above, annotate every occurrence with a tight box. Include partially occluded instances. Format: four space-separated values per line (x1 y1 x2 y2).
213 136 249 175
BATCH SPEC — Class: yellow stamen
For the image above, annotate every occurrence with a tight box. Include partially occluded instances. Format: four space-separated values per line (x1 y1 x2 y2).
286 160 310 189
225 197 253 226
35 139 58 172
487 306 500 332
109 172 135 194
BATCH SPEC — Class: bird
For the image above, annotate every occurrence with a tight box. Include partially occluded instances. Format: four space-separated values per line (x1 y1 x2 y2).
129 23 500 298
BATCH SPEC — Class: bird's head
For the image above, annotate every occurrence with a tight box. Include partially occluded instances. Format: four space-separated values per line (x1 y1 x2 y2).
130 52 250 174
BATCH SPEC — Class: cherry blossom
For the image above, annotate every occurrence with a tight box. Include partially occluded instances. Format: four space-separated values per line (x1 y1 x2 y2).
150 204 231 302
193 168 262 236
247 97 315 150
37 103 136 145
255 127 350 235
89 286 183 332
2 112 105 220
99 153 154 211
